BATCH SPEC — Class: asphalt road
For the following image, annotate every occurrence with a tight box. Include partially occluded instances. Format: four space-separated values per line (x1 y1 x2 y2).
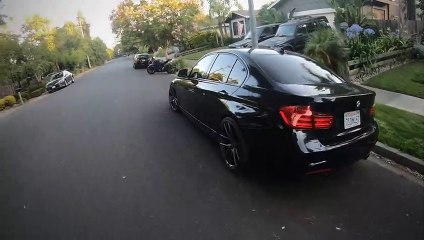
1 57 423 240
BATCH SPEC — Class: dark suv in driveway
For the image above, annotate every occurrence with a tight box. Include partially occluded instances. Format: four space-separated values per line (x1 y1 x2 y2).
258 16 331 53
228 23 280 48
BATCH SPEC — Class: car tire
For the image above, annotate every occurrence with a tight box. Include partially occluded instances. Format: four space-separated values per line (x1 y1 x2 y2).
218 117 250 172
168 88 180 112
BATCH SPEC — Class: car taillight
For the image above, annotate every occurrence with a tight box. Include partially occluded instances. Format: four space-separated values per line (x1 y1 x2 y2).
369 104 375 118
279 106 333 130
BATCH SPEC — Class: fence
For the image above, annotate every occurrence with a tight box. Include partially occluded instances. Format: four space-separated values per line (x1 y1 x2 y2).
371 20 423 35
347 48 411 77
177 46 209 57
0 85 15 98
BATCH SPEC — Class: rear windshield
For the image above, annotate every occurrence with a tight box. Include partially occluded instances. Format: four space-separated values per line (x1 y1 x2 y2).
275 24 296 37
254 53 344 84
138 54 149 59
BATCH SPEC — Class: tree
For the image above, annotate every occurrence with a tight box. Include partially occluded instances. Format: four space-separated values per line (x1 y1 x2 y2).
330 0 367 26
417 0 423 20
0 0 7 25
257 2 285 24
207 0 238 46
0 33 22 85
110 0 202 51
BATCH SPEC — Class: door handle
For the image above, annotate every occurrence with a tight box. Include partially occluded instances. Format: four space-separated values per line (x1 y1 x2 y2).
218 90 228 95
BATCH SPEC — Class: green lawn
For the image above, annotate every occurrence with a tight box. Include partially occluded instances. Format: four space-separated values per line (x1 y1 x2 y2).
375 104 424 160
364 61 424 99
180 47 223 61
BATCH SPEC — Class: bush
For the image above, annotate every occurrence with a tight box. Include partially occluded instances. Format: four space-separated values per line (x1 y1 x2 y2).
305 29 348 77
30 89 44 98
0 99 5 110
3 95 16 107
167 58 186 74
185 31 219 49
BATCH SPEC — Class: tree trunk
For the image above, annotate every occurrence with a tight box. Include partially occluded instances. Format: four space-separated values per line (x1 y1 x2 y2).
217 20 224 46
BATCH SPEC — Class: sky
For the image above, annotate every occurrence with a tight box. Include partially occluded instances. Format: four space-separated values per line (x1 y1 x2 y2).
1 0 274 48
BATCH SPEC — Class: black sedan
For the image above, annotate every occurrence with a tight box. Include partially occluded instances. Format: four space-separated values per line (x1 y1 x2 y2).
133 53 151 69
169 49 378 173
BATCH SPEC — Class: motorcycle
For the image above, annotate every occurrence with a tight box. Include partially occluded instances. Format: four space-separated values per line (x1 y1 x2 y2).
146 58 174 74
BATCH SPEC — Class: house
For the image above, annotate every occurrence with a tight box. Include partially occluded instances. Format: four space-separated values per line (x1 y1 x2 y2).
268 0 418 25
224 10 259 39
267 0 336 28
362 0 400 20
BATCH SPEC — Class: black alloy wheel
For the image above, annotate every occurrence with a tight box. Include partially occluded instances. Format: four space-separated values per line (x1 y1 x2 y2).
147 67 155 74
219 117 249 171
168 89 180 112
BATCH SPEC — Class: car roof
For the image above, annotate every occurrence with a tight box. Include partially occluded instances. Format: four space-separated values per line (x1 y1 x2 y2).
257 23 281 28
280 16 327 26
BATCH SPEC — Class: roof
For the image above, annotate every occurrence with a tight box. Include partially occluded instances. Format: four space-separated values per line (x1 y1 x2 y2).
231 10 259 18
268 0 283 9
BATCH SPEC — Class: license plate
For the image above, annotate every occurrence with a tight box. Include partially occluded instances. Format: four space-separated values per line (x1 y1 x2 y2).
344 110 361 129
52 86 56 89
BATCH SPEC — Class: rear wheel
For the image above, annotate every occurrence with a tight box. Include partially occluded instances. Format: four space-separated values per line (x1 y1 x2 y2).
168 88 180 112
147 66 155 74
218 117 249 172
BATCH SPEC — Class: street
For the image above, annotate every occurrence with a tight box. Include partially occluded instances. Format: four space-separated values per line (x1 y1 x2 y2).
0 57 423 240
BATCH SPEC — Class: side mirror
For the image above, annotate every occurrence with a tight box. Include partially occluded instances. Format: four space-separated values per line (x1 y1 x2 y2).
177 68 189 78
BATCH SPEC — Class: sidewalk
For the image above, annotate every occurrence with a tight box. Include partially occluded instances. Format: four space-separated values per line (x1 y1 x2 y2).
361 85 424 116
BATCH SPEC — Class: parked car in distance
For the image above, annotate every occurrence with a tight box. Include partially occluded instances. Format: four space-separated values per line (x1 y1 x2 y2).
228 23 281 48
46 70 74 93
133 53 151 69
258 16 331 53
169 49 378 173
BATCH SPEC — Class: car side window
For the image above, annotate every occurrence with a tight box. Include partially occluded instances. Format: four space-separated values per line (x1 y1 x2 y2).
190 54 216 79
306 21 317 33
297 24 307 35
317 19 330 29
261 27 273 37
227 60 247 86
207 54 237 82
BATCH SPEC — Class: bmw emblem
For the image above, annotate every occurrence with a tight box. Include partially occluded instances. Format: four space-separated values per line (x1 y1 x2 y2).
356 100 361 108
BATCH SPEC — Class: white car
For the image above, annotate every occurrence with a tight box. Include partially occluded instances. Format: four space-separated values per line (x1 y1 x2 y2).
45 70 75 93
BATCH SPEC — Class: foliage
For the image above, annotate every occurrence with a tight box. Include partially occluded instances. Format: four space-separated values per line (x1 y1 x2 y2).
207 0 239 46
257 2 285 24
30 89 44 98
0 0 7 25
110 0 203 51
418 0 424 20
305 29 348 77
167 58 187 73
3 95 16 106
345 22 412 65
0 14 109 88
364 61 424 99
330 0 367 26
185 31 219 49
375 104 424 160
0 98 5 110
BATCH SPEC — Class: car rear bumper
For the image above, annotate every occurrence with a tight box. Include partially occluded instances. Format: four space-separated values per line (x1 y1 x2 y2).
241 121 378 169
134 61 149 68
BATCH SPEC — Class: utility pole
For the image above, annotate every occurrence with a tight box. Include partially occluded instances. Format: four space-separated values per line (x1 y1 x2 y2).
248 0 258 49
77 16 92 69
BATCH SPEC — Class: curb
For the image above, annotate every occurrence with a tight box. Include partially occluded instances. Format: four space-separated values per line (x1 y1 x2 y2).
373 142 424 174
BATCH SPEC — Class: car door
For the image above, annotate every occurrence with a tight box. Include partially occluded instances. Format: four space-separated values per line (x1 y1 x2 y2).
176 54 216 118
294 23 308 52
196 54 246 131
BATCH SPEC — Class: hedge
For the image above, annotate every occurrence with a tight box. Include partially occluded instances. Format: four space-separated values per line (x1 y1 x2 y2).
3 95 16 107
0 99 5 110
